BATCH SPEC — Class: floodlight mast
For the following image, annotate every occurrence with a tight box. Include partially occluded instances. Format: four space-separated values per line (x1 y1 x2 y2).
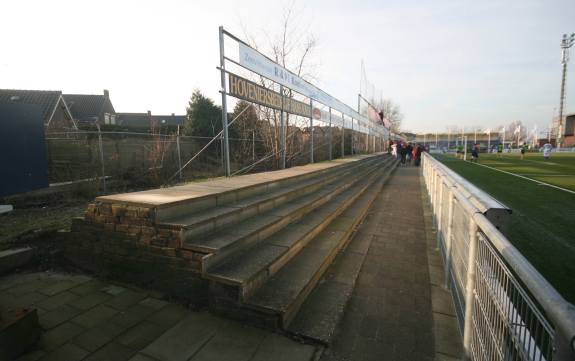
557 33 575 148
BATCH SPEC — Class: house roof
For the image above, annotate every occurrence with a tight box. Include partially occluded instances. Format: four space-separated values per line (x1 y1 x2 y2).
63 93 114 121
0 89 63 123
117 113 186 127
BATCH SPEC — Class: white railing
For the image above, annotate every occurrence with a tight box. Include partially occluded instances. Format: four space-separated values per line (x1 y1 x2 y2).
422 153 575 361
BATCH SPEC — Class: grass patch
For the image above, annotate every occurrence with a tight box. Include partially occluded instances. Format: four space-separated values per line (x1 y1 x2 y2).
433 152 575 304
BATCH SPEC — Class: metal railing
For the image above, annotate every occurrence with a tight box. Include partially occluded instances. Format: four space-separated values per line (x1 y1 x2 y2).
421 153 575 361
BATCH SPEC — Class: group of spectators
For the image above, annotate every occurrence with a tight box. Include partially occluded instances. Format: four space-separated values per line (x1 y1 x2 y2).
390 141 425 166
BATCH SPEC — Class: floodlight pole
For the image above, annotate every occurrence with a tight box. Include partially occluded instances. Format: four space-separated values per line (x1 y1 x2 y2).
557 33 575 149
219 26 231 177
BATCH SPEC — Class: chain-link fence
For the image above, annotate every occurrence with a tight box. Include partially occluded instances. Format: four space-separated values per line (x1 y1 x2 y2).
45 126 380 190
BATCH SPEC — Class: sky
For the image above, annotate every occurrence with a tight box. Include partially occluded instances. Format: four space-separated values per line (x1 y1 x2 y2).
1 0 574 133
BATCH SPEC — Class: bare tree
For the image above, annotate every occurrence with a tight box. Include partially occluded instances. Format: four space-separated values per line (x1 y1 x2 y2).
241 5 318 167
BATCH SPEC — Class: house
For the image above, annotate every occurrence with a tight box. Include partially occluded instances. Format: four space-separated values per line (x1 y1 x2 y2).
0 89 77 131
63 89 116 125
116 111 186 129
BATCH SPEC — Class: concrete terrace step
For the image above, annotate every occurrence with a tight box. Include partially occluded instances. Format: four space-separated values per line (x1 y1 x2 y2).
286 226 375 344
205 159 396 302
183 159 390 273
157 156 383 240
96 154 379 223
241 163 397 329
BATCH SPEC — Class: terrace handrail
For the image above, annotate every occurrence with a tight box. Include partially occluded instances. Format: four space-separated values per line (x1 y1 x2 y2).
421 152 575 361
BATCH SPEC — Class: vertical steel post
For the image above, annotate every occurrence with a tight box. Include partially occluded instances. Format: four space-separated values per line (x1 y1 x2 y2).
219 26 231 177
252 130 255 162
280 85 286 169
310 99 314 163
464 136 468 161
176 125 182 180
328 107 332 160
463 219 479 358
96 123 106 193
444 191 455 288
351 118 354 155
341 115 345 157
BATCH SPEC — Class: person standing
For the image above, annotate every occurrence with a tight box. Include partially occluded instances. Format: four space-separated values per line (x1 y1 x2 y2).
415 144 424 166
520 144 528 160
399 142 407 165
543 143 552 160
497 143 503 158
471 143 479 163
406 143 413 165
391 141 398 158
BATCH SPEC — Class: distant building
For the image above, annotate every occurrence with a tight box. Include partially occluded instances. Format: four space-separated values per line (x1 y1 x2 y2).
116 111 186 129
0 89 77 131
63 89 116 125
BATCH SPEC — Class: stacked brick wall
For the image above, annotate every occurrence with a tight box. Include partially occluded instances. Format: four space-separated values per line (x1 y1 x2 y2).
65 202 209 304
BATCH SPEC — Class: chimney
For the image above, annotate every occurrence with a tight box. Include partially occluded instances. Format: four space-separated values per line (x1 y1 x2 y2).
103 89 109 98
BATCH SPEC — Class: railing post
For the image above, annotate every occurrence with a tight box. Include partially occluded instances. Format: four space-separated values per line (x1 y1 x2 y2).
436 177 444 248
463 218 479 359
444 190 455 288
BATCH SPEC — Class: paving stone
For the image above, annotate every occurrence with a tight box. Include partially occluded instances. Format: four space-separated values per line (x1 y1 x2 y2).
37 280 79 296
39 304 83 330
190 321 266 361
431 285 456 316
72 304 118 329
433 312 464 358
127 354 158 361
72 322 127 352
322 167 435 361
101 285 127 296
38 342 89 361
71 291 112 310
250 333 317 361
111 304 156 328
39 321 85 350
145 304 188 328
141 312 225 361
69 280 108 296
138 297 168 310
37 291 79 311
84 341 136 361
14 349 46 361
117 321 169 350
106 290 148 310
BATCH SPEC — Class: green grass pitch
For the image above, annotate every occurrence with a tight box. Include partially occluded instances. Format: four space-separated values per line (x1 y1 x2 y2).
432 152 575 304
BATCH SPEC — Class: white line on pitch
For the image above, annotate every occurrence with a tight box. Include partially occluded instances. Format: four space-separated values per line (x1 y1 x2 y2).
470 162 575 195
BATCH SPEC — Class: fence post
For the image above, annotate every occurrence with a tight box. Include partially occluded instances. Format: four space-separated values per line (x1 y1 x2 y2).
444 190 455 288
96 124 106 193
463 218 479 359
176 125 182 180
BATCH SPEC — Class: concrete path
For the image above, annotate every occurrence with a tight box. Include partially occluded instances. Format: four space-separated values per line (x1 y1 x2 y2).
321 166 436 361
0 272 319 361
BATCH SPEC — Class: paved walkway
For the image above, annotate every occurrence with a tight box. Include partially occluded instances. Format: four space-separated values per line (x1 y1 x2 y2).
321 166 436 361
0 272 319 361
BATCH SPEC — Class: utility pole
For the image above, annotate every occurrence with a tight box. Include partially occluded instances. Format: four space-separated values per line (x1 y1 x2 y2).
557 33 575 148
